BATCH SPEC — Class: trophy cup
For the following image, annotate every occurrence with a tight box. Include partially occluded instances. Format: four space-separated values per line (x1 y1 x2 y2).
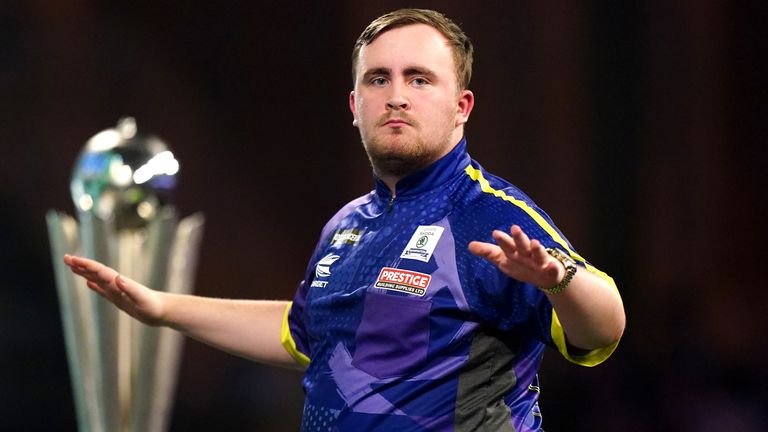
47 118 204 432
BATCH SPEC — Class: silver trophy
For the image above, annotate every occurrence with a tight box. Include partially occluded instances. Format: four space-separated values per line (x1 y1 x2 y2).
47 118 204 432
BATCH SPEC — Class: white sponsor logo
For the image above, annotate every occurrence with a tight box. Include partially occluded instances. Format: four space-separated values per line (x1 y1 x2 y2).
315 253 340 278
331 228 364 246
400 225 445 262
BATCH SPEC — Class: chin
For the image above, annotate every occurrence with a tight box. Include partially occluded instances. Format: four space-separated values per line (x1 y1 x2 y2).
372 158 425 178
368 149 431 178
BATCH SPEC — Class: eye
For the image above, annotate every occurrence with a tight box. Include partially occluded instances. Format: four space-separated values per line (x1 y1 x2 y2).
411 77 429 87
370 77 388 86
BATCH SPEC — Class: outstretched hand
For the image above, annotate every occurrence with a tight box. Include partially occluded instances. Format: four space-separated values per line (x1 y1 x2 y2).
63 254 165 326
468 225 565 291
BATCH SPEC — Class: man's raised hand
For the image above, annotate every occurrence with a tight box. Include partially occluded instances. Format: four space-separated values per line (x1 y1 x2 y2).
468 225 566 291
63 254 166 326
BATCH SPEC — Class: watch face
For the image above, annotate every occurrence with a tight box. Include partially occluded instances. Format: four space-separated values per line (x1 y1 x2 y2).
548 248 576 267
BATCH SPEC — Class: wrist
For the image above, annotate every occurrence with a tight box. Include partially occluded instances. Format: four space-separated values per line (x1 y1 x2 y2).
543 248 577 295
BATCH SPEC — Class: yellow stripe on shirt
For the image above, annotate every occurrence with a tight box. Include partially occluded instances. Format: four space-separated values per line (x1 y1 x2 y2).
465 164 620 366
280 302 311 367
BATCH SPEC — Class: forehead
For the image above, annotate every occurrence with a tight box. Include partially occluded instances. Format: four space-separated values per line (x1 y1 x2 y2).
356 24 455 75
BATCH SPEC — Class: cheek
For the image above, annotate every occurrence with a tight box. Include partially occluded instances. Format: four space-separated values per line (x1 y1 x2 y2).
355 97 374 120
428 98 460 124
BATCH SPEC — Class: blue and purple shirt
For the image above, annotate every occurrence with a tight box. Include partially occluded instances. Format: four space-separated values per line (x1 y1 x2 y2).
282 138 619 431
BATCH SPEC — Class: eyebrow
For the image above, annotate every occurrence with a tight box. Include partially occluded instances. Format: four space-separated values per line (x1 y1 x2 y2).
362 66 437 80
362 67 391 79
403 67 436 78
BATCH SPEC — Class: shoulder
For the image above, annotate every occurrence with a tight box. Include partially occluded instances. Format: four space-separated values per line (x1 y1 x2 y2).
453 161 543 226
301 191 375 275
453 161 571 251
317 191 375 244
460 161 537 207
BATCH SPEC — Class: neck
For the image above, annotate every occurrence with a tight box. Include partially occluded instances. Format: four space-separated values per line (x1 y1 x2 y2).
377 173 400 195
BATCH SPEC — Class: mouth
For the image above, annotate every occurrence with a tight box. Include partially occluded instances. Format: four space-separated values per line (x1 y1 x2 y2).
382 118 411 127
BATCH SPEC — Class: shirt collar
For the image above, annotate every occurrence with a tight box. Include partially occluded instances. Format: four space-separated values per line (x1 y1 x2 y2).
374 137 471 199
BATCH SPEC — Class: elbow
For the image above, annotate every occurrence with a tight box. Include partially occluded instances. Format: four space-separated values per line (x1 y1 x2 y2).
597 306 626 348
596 285 626 348
604 318 625 348
570 307 626 351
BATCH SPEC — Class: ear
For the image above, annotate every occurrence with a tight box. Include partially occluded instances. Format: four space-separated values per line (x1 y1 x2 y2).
349 91 359 127
454 89 475 127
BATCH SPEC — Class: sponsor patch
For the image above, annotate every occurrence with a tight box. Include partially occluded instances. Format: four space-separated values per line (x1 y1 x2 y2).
331 228 364 246
374 267 431 296
400 225 445 262
315 253 340 279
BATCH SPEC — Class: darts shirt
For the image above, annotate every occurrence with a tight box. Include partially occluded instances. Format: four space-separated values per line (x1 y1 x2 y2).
282 138 619 431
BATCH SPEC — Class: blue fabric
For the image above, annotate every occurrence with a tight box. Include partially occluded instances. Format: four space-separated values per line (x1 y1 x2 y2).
288 138 587 431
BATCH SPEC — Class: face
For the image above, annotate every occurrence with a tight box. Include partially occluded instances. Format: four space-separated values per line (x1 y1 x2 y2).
350 24 474 185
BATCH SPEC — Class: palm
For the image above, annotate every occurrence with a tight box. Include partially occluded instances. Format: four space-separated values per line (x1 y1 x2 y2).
63 255 165 326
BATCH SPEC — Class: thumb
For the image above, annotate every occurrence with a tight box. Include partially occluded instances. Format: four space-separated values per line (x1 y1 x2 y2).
468 241 492 258
545 261 564 281
115 274 132 296
468 241 503 264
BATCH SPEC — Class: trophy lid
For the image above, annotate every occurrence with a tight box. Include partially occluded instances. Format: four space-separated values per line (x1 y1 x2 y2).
70 117 179 230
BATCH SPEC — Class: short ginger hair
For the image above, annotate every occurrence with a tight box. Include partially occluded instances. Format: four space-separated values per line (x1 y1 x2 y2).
351 8 474 90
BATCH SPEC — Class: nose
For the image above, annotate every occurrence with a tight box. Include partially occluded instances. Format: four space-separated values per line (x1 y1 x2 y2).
386 83 410 111
387 98 410 110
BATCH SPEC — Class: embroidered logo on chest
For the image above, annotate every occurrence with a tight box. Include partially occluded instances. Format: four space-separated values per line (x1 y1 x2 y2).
311 253 341 288
331 228 364 246
374 267 431 296
315 253 340 278
400 225 445 262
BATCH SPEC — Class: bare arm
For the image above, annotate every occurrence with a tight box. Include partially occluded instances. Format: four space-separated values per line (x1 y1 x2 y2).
468 225 625 350
63 255 302 369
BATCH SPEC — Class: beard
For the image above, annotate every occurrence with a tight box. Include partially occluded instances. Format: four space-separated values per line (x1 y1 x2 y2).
364 133 433 179
360 112 454 180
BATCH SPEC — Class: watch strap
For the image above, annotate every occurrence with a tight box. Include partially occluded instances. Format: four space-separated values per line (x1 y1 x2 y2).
544 248 577 295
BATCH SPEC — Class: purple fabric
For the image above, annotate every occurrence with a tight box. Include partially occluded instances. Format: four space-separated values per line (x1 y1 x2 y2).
329 342 404 415
431 218 470 311
352 291 431 378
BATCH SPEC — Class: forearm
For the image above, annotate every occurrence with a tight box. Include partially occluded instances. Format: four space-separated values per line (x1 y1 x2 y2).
63 255 303 369
160 295 301 369
545 268 625 350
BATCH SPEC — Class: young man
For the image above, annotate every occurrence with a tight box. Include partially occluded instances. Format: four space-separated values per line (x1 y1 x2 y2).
65 9 624 431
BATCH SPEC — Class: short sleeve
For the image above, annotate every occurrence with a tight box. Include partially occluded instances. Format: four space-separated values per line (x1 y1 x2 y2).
278 194 370 367
281 281 311 367
458 174 622 367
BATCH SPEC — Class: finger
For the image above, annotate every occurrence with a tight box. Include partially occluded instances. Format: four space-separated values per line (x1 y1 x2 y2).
72 257 119 284
68 262 99 276
66 263 89 275
70 266 108 285
96 277 129 304
86 280 108 297
492 230 519 258
64 255 83 272
115 275 137 300
69 267 102 285
468 241 506 265
63 254 88 267
510 225 531 255
66 255 98 272
66 255 94 268
529 239 550 266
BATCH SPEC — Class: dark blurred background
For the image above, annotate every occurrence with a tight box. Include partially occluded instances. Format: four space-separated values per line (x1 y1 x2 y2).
1 1 765 431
